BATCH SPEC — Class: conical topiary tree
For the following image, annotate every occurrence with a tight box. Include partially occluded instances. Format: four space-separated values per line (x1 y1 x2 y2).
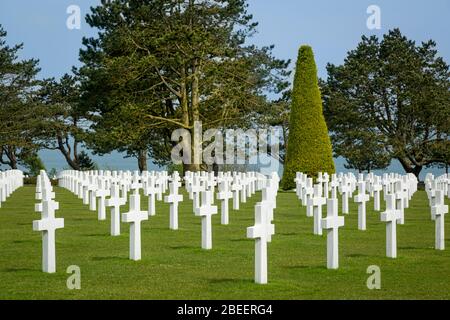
281 45 335 190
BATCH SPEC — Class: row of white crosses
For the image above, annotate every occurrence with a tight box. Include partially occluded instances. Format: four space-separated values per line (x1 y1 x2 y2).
425 173 448 250
0 170 24 208
184 170 266 250
296 171 418 230
58 169 265 262
59 170 170 260
295 171 422 264
33 170 64 273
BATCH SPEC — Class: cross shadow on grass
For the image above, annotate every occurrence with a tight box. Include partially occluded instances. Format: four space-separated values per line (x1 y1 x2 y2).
229 238 248 242
91 256 128 262
84 233 109 237
2 267 35 272
281 265 326 270
208 278 253 285
346 253 369 258
12 240 33 244
169 245 195 250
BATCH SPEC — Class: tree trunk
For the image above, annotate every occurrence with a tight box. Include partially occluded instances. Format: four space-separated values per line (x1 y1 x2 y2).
397 157 422 180
57 135 80 170
4 146 18 169
183 163 201 174
212 163 219 176
138 149 147 172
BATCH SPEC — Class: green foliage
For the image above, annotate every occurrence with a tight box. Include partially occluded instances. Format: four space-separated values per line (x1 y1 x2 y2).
48 168 58 179
21 153 46 177
78 0 290 171
0 24 42 169
166 163 183 175
39 74 91 170
23 176 58 186
322 29 450 178
77 151 97 171
281 46 335 189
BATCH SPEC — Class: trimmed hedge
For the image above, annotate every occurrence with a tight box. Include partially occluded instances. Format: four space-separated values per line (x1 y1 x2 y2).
281 45 335 190
24 177 58 186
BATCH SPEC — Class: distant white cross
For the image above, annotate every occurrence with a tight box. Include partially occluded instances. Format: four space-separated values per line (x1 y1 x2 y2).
130 171 142 195
105 183 126 236
431 190 448 250
231 176 242 210
304 178 314 217
372 177 383 211
330 176 339 199
190 176 203 212
395 181 407 225
144 176 158 216
340 180 351 214
164 176 183 230
87 177 98 211
95 178 110 221
354 181 369 230
217 180 232 225
240 173 247 203
309 184 326 235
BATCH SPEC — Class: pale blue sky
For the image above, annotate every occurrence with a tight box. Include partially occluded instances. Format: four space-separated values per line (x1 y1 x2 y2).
0 0 449 176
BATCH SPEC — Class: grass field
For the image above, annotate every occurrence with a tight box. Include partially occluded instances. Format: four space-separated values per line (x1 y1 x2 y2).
0 185 449 300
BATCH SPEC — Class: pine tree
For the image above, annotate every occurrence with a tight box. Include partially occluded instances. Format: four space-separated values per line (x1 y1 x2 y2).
281 46 335 190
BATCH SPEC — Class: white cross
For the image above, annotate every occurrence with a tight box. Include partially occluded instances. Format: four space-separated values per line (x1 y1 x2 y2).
95 178 110 221
304 178 314 217
240 173 247 203
354 181 369 230
87 176 98 211
231 176 242 210
33 199 64 273
395 181 407 225
144 176 158 216
155 176 164 201
321 198 344 269
130 171 142 195
431 190 448 250
294 173 303 199
82 175 90 205
164 177 183 230
122 193 148 260
330 176 339 199
190 176 203 212
195 190 217 250
77 172 87 199
309 184 326 235
372 177 383 211
381 194 401 258
340 180 351 214
247 202 275 284
261 179 276 228
105 183 126 236
322 173 330 199
205 173 216 204
217 180 232 225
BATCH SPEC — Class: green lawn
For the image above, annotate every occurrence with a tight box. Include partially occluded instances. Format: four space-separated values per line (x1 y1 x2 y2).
0 185 449 300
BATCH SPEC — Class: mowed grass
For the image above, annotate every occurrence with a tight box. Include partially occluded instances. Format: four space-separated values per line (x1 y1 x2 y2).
0 185 449 300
